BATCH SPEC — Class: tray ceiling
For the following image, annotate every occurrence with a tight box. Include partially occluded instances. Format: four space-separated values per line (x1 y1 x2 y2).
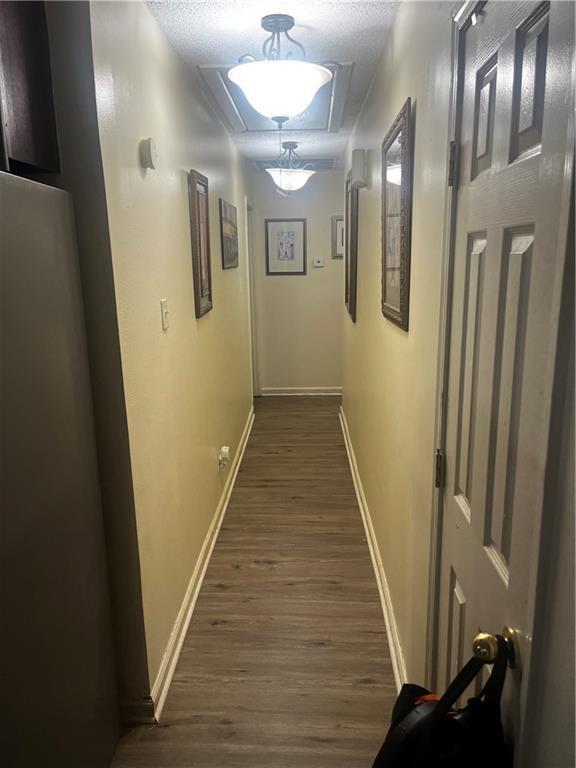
148 1 399 167
198 62 354 135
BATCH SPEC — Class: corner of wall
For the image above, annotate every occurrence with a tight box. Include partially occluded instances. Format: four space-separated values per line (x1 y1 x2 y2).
43 0 151 718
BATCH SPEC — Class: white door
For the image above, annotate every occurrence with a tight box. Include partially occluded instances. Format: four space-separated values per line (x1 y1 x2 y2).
437 0 573 755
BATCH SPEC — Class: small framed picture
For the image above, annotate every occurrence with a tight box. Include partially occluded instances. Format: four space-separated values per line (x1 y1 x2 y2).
265 218 307 275
219 198 239 269
188 169 213 318
331 215 344 259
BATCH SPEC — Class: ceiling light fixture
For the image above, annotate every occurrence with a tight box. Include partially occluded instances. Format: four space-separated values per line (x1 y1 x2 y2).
265 141 315 192
228 14 332 127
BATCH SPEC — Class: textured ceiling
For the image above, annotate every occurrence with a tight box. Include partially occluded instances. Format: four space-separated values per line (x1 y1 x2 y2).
148 1 399 165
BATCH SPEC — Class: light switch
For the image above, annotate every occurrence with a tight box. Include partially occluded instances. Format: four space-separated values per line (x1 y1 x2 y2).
313 257 324 268
160 299 169 331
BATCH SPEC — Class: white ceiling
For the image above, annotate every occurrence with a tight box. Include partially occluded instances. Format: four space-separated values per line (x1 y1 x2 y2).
148 1 399 165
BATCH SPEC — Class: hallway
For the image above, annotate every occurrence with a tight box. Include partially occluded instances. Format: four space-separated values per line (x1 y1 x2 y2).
3 2 574 766
112 397 396 768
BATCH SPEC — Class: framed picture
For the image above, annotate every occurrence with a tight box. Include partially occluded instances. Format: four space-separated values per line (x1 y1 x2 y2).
265 218 307 275
345 173 359 322
219 198 239 269
331 215 344 259
188 169 213 318
381 98 412 330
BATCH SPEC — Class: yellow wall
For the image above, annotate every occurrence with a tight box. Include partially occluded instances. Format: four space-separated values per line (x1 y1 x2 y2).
342 2 453 681
249 169 344 393
90 1 253 685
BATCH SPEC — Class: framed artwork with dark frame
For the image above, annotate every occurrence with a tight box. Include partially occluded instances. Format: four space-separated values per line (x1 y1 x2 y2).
345 172 359 322
219 198 239 269
265 218 307 275
381 98 412 331
188 169 213 318
331 215 344 259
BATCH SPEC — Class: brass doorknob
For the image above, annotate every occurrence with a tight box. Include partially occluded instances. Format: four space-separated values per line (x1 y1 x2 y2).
472 631 499 663
472 627 519 668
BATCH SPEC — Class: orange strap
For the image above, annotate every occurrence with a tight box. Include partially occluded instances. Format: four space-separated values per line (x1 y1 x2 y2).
414 693 440 705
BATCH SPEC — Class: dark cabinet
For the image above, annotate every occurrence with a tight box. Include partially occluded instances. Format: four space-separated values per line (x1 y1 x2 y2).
0 1 60 173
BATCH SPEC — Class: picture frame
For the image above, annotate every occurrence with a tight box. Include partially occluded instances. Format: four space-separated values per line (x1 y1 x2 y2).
265 218 307 275
219 198 239 269
381 98 412 331
331 215 344 259
345 172 359 322
188 169 213 318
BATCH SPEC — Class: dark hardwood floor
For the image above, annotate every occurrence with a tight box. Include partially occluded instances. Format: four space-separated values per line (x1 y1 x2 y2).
112 396 396 768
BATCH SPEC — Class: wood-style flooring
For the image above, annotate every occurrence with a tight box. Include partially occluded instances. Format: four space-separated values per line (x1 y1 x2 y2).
111 396 396 768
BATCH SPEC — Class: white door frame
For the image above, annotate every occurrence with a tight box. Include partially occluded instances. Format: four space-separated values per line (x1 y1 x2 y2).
425 0 474 692
244 195 260 397
426 1 575 743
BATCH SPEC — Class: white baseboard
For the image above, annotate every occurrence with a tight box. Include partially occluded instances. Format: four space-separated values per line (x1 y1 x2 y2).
339 406 407 692
260 386 342 396
150 406 255 721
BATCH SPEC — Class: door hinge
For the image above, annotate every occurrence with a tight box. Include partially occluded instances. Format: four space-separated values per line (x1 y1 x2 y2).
434 448 445 489
448 141 457 187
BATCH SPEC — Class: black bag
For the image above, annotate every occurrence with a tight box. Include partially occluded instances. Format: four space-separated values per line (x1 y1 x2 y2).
372 634 511 767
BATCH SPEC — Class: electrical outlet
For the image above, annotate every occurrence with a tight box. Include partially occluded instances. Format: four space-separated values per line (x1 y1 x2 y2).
218 446 230 470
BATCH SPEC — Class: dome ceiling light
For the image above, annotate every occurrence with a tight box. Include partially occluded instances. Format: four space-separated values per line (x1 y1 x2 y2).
265 141 315 192
227 14 333 127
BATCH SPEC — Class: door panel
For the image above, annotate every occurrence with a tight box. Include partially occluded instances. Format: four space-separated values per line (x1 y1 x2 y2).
0 172 119 767
438 0 573 753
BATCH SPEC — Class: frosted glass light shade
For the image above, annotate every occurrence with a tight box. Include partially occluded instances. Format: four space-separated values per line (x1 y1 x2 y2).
266 167 315 191
228 60 332 121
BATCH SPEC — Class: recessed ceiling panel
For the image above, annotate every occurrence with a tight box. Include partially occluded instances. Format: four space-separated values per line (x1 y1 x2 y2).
199 63 353 134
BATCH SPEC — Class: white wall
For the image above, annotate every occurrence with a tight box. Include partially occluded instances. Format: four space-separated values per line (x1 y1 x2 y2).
90 0 253 687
